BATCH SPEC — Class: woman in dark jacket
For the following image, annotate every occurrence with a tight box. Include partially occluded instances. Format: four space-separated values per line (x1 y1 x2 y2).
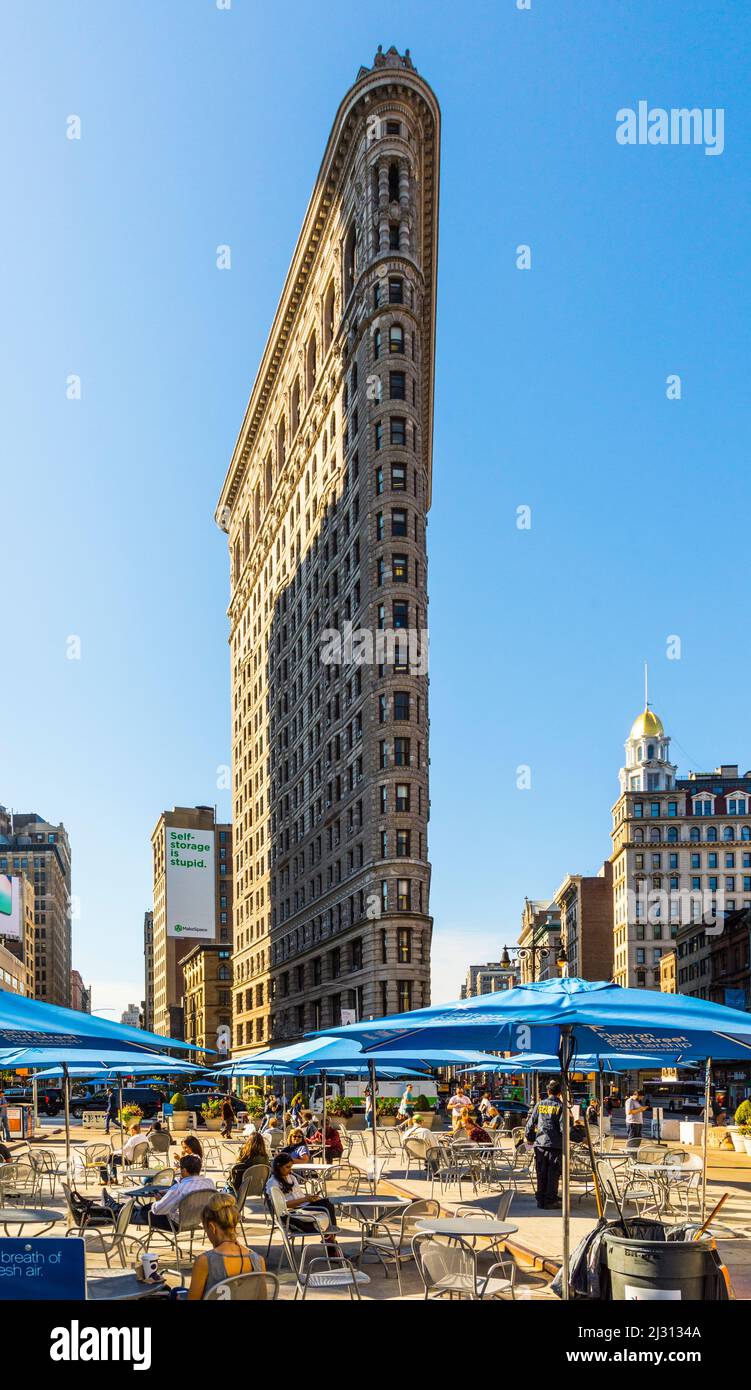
228 1132 269 1196
221 1097 235 1139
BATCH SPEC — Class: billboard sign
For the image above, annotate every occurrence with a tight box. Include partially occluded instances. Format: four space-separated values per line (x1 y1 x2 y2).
0 875 22 941
165 827 216 939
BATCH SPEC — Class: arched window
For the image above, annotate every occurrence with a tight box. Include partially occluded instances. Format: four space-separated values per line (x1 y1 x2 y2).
667 826 678 843
389 323 404 354
344 223 356 300
650 828 661 843
707 826 718 842
634 829 644 843
323 280 335 353
277 417 286 475
647 744 655 759
291 377 301 436
690 827 700 841
742 826 751 842
723 826 734 841
218 965 231 981
306 333 317 398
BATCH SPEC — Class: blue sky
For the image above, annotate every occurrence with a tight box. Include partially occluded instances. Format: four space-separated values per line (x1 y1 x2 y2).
1 1 749 1016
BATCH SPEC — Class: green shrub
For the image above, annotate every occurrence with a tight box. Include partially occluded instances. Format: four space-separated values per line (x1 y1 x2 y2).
414 1095 434 1111
327 1095 354 1118
734 1099 751 1127
170 1092 187 1112
376 1097 400 1117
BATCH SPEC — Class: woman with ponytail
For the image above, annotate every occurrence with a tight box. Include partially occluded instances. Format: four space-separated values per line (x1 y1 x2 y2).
187 1192 265 1300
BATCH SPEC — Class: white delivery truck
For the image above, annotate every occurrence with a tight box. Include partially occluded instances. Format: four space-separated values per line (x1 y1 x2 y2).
308 1078 438 1111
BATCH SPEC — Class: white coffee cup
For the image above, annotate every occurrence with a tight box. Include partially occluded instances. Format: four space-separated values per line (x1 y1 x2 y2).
141 1252 160 1282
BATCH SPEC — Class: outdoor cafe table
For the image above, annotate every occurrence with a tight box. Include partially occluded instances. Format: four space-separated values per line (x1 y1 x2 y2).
415 1217 519 1240
87 1271 170 1301
329 1194 409 1232
122 1182 172 1203
0 1207 66 1236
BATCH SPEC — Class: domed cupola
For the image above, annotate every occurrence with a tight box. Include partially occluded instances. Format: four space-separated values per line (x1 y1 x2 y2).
619 670 676 794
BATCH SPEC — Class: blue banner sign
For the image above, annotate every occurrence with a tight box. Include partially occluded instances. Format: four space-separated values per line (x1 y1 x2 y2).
0 1238 85 1299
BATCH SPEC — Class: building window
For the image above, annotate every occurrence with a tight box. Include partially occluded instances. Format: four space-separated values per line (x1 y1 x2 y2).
394 738 411 767
392 553 408 582
390 417 406 447
389 371 406 400
396 829 411 857
393 691 410 720
389 324 404 354
398 979 413 1011
397 879 412 911
389 278 403 304
374 421 383 451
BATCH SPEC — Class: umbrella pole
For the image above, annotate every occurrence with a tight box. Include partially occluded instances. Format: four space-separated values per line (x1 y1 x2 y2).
321 1070 326 1168
369 1060 378 1194
118 1077 124 1159
599 1063 604 1152
32 1073 38 1139
701 1057 711 1224
62 1062 71 1174
559 1028 573 1302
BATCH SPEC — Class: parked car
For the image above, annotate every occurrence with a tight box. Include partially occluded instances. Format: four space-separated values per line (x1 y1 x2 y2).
178 1091 247 1126
70 1086 167 1121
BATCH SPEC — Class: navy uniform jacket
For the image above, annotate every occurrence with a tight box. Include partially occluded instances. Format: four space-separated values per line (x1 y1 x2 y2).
525 1096 563 1150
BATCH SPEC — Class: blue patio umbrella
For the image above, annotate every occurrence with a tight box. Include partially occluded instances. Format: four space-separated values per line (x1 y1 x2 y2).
33 1056 207 1079
320 977 751 1293
0 990 200 1056
215 1036 505 1188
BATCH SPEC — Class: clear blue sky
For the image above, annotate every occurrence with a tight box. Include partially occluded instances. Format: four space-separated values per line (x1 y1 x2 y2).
1 1 748 1015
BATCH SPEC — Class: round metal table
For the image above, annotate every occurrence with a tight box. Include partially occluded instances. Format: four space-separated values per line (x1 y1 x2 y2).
415 1217 518 1239
0 1207 66 1236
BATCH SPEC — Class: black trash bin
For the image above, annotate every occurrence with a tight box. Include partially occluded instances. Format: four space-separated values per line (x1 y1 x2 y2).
603 1224 731 1301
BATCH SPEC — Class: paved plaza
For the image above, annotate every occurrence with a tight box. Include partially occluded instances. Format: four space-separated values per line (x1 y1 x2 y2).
5 1119 751 1301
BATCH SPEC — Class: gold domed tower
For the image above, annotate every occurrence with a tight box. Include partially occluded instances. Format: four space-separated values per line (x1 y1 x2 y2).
619 674 676 795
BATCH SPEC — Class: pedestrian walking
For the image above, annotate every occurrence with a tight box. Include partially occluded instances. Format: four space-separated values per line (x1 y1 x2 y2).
0 1088 10 1142
104 1087 119 1135
398 1082 415 1120
221 1096 235 1139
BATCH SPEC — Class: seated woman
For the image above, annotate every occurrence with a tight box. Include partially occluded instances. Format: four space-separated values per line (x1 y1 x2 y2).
264 1151 339 1251
461 1115 492 1144
187 1192 265 1300
227 1132 270 1196
285 1127 311 1162
305 1119 343 1164
173 1134 203 1173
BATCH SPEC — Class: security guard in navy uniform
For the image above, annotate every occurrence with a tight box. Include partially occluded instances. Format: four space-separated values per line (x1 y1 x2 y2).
525 1078 565 1208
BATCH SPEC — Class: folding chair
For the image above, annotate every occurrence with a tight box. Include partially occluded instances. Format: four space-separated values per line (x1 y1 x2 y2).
204 1271 280 1300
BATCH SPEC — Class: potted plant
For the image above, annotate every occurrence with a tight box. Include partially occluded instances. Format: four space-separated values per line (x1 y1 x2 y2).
201 1097 224 1131
731 1100 751 1151
376 1097 401 1127
170 1091 190 1131
737 1123 751 1155
327 1095 354 1120
119 1103 143 1130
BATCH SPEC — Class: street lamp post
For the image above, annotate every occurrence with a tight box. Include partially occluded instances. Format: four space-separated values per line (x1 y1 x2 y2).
499 942 568 1102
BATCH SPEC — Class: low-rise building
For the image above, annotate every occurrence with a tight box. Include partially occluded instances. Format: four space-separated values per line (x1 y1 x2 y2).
554 862 613 982
517 899 562 982
70 970 91 1012
0 938 25 994
182 943 233 1062
659 947 677 993
460 961 517 999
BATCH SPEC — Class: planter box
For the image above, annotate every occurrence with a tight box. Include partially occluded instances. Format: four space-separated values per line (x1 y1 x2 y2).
170 1111 195 1132
378 1115 398 1127
729 1129 747 1153
345 1115 367 1131
203 1117 223 1132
